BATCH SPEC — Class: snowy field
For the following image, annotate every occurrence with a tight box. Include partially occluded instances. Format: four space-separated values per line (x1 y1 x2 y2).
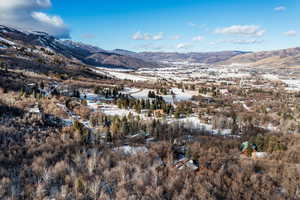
261 74 300 91
137 65 252 82
0 36 15 45
282 79 300 91
92 67 158 82
78 90 233 136
121 87 198 103
168 116 232 136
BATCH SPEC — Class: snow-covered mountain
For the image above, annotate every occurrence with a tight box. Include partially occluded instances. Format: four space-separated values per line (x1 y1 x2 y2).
0 25 162 70
61 40 107 53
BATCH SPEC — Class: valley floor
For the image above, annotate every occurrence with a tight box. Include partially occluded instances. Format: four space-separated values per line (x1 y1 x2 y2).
1 63 300 199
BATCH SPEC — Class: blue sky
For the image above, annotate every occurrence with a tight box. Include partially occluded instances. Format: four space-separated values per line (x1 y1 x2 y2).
2 0 299 52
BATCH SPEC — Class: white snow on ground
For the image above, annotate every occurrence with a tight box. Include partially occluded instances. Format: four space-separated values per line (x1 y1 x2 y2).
92 67 155 81
262 74 280 81
170 88 198 102
167 116 232 136
121 87 198 103
86 101 99 110
137 65 251 82
127 88 152 100
217 73 250 78
108 71 157 81
95 66 134 72
282 79 300 91
121 87 143 95
99 104 135 117
259 124 278 132
114 145 148 155
252 152 268 159
0 36 15 45
90 68 113 78
83 93 232 136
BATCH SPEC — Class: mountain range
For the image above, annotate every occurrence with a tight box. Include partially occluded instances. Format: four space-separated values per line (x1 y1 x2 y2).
0 25 162 70
1 25 300 70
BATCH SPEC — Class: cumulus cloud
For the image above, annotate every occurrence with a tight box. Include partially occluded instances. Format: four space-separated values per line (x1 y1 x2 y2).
132 31 164 40
176 43 193 49
0 0 69 38
31 12 64 27
132 32 151 40
192 36 204 41
274 6 286 11
284 30 297 37
215 25 266 37
152 32 164 40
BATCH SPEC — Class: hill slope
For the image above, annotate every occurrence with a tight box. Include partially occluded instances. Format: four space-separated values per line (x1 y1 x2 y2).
222 47 300 68
0 25 162 70
129 51 249 64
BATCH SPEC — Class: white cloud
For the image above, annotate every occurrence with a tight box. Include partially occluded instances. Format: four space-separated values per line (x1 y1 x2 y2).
176 43 193 49
192 36 204 41
0 0 69 38
132 32 151 40
31 12 64 27
153 32 164 40
132 31 164 40
284 30 297 37
215 25 266 37
170 35 181 40
274 6 286 11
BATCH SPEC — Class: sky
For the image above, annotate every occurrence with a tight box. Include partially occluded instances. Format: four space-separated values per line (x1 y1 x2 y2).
0 0 299 52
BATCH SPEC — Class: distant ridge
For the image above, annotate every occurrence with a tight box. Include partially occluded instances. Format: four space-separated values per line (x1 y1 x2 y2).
222 47 300 68
0 25 163 70
115 51 250 64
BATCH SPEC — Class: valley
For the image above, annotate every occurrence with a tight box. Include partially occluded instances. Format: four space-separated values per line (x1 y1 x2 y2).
0 25 300 199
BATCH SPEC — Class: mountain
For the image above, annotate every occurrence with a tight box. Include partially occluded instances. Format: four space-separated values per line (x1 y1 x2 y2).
129 51 249 64
0 25 162 70
62 40 107 53
111 49 137 57
222 47 300 68
1 25 300 70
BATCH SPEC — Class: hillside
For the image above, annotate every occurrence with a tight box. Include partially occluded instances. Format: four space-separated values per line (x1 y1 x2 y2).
223 47 300 68
0 25 162 70
131 51 249 64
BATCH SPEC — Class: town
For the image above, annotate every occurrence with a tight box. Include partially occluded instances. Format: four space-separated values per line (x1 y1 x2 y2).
1 0 300 199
